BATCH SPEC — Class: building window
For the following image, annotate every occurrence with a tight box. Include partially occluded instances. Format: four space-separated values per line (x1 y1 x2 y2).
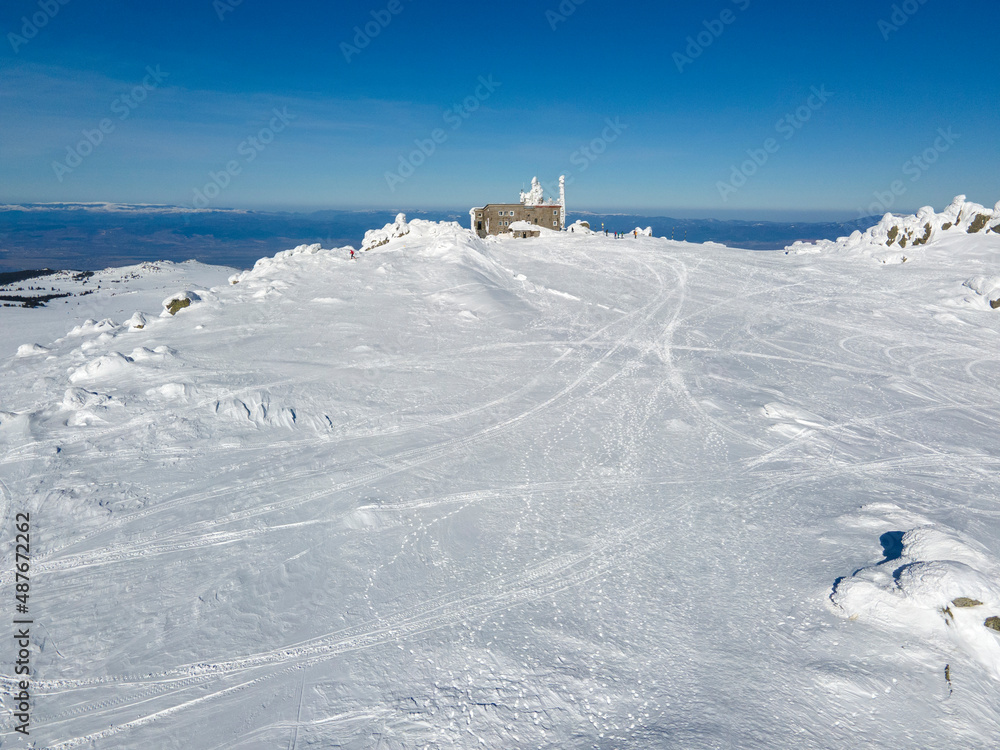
553 221 557 226
553 210 558 215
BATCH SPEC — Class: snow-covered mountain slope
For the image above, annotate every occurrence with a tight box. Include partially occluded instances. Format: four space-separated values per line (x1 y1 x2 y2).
0 261 235 360
3 216 1000 748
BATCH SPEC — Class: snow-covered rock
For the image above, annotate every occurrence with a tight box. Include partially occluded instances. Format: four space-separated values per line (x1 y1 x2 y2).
362 212 411 250
833 519 1000 679
161 290 202 316
787 196 1000 259
68 352 135 383
962 275 1000 309
16 343 50 357
126 311 148 330
787 196 1000 308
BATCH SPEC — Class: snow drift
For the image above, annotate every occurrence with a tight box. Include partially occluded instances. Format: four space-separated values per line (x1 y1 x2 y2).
787 195 1000 263
3 211 1000 748
832 506 1000 679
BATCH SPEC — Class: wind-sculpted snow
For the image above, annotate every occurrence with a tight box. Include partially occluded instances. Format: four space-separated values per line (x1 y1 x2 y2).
787 195 1000 310
2 218 1000 748
832 505 1000 679
788 195 1000 263
359 212 469 252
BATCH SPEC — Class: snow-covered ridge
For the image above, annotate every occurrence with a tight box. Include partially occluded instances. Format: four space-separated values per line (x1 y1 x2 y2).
787 195 1000 262
223 216 536 330
359 212 471 251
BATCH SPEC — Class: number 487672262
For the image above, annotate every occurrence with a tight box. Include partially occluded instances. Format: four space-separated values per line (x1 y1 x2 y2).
14 513 30 610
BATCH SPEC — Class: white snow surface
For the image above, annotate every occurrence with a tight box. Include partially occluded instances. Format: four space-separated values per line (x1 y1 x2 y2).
0 261 234 361
3 218 1000 748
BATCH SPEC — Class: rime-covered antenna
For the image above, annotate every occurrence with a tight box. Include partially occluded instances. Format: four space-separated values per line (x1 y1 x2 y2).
559 175 566 229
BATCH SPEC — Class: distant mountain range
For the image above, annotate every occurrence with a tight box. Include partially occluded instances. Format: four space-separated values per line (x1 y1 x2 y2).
0 204 878 272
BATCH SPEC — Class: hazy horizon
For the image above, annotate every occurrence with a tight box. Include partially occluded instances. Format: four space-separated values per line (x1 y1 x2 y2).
0 199 950 224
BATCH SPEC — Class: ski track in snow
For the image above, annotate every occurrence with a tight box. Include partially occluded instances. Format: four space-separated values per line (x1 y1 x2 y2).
16 249 682 573
2 222 1000 748
34 510 676 750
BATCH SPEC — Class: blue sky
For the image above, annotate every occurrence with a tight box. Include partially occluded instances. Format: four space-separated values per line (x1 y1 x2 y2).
1 0 996 219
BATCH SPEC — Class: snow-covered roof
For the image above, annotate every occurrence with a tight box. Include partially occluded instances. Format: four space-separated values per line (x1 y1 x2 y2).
507 220 539 231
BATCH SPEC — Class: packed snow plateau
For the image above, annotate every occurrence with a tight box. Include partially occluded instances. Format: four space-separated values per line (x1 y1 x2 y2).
2 212 1000 748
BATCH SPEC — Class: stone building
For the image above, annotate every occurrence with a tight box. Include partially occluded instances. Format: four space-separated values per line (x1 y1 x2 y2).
470 176 565 239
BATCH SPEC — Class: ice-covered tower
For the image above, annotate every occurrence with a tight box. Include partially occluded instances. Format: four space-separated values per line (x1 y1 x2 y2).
520 177 544 206
559 175 566 229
